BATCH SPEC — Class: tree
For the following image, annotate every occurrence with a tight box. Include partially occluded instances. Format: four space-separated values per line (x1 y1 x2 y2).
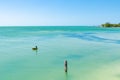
101 22 120 27
104 22 111 27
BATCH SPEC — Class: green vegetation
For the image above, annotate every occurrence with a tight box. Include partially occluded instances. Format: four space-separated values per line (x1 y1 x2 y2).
101 22 120 27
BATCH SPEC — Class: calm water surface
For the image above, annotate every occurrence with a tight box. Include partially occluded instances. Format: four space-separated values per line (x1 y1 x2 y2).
0 26 120 80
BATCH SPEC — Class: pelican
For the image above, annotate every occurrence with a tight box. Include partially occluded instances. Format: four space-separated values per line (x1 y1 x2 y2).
32 46 38 50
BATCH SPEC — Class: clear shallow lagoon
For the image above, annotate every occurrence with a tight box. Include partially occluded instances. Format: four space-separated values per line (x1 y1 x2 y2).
1 26 120 80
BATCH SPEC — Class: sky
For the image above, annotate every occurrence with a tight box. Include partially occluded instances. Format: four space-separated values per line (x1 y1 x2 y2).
0 0 120 26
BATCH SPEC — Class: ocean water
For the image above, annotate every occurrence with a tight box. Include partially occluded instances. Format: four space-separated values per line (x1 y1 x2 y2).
0 26 120 80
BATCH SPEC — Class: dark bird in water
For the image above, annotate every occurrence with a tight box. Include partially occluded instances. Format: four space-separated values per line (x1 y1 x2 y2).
32 46 38 50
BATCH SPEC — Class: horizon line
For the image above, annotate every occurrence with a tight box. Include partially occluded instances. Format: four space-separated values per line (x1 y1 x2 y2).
0 25 99 27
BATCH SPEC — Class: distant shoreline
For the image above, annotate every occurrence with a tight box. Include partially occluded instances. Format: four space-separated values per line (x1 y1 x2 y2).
101 23 120 27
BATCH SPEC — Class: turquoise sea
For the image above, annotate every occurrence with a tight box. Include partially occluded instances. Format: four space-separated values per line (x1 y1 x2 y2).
1 26 120 80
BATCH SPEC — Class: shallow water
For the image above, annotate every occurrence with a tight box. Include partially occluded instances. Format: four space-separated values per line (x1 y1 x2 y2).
0 26 120 80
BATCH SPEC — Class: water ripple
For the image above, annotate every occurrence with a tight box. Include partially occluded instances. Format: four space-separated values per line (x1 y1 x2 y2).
64 33 120 44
